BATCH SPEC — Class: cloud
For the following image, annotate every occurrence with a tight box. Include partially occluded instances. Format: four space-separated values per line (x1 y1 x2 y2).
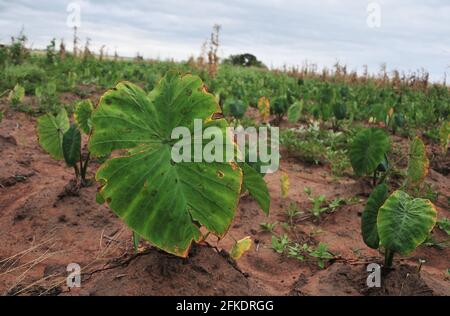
0 0 449 81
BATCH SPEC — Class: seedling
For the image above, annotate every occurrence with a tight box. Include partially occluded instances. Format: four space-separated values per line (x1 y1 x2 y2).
285 202 303 225
328 197 345 212
37 100 94 186
260 221 278 233
304 187 328 218
287 243 312 261
271 234 290 254
309 243 334 269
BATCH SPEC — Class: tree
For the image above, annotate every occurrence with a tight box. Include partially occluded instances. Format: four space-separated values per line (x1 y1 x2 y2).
223 53 266 68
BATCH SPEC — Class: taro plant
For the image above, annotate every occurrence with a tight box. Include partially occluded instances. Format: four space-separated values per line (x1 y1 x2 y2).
349 127 390 185
361 135 437 268
223 98 248 119
331 101 347 129
37 100 94 186
361 187 437 268
271 96 289 123
88 72 270 257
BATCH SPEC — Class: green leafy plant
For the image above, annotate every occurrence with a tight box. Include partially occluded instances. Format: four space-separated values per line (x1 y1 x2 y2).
280 128 327 165
271 234 290 254
8 83 25 107
287 242 313 261
326 148 351 177
405 137 429 191
331 101 347 129
309 242 334 268
285 202 303 225
35 82 59 113
271 96 289 122
37 101 94 186
439 121 449 154
349 127 390 185
287 100 303 124
362 189 437 268
437 217 450 236
223 98 248 119
285 241 333 268
88 72 269 257
260 221 278 233
304 187 328 218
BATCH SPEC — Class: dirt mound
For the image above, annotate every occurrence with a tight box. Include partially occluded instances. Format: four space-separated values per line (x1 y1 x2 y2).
296 263 448 296
70 246 268 296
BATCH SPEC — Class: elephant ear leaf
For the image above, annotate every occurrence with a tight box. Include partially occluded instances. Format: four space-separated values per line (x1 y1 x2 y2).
74 100 94 134
62 124 81 167
377 190 437 256
406 137 429 190
37 108 70 160
349 128 390 176
240 162 270 214
361 183 388 249
88 72 243 257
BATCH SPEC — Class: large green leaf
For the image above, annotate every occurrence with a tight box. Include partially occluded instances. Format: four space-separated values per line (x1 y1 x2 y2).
74 100 94 134
377 190 437 256
62 124 81 167
37 108 70 160
349 128 390 176
406 137 429 190
89 72 244 257
240 162 270 214
361 183 388 249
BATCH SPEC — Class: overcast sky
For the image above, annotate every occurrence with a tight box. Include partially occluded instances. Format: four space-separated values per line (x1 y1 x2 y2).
0 0 449 81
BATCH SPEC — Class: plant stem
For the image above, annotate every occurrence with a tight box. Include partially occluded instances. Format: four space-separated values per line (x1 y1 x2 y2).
384 249 394 268
73 164 80 179
80 152 90 186
372 170 377 187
